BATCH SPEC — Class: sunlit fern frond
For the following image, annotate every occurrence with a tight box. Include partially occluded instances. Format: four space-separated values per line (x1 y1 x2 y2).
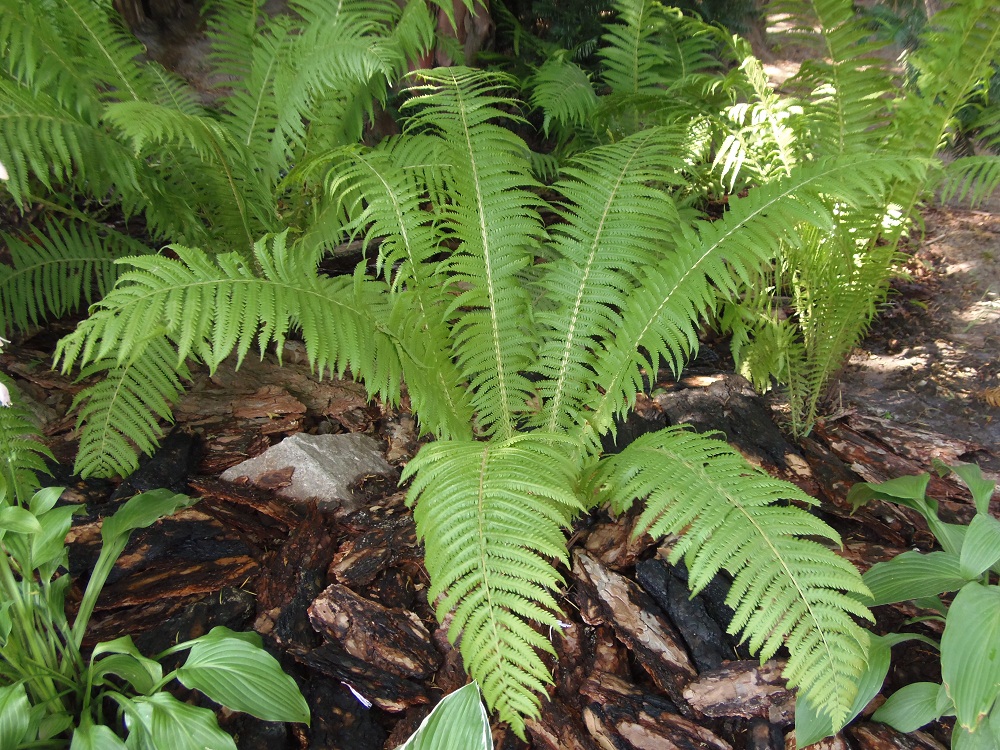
599 0 672 97
594 426 872 727
70 335 190 478
55 233 407 473
531 127 687 435
402 68 544 439
0 218 150 336
403 433 584 738
0 376 55 505
581 155 920 441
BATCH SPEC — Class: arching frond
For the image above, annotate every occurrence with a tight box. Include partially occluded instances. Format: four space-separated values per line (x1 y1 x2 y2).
940 156 1000 208
0 376 55 505
599 0 672 97
0 218 149 336
594 426 872 726
526 55 599 139
403 434 584 738
581 155 920 440
532 127 687 434
70 336 190 478
403 68 544 439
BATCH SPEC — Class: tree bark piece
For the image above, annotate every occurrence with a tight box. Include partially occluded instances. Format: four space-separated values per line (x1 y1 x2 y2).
683 660 795 724
308 584 440 680
582 672 732 750
845 722 948 750
572 550 697 709
526 697 601 750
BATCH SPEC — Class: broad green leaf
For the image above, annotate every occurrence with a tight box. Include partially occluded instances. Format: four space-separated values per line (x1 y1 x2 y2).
71 715 129 750
848 474 931 510
0 506 41 534
29 486 64 515
0 683 31 749
942 583 1000 731
395 682 492 750
863 550 971 605
794 632 913 748
953 723 1000 750
873 682 945 733
175 629 309 724
132 693 236 750
32 505 78 571
945 463 996 516
91 637 163 695
961 514 1000 579
101 490 197 547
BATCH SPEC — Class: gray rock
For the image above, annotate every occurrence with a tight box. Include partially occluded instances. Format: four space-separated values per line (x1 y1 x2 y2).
220 433 394 513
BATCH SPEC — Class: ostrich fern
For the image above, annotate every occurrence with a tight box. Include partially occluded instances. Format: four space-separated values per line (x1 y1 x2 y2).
54 64 923 735
11 0 993 738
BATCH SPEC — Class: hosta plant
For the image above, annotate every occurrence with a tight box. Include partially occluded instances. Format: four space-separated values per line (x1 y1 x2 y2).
796 463 1000 750
0 376 310 749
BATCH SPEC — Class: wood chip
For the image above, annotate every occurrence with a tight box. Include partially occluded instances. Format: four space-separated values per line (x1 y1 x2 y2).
683 659 795 724
308 584 440 679
572 550 696 709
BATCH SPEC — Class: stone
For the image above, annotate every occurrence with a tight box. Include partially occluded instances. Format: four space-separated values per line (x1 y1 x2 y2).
220 433 393 513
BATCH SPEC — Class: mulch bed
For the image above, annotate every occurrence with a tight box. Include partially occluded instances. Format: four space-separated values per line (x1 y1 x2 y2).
3 339 996 750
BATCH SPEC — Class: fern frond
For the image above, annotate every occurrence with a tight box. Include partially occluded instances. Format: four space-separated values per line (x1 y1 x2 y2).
526 55 599 140
403 68 544 439
402 433 584 737
0 218 149 336
70 336 190 478
595 426 872 725
55 234 407 457
599 0 671 97
532 127 686 434
940 156 1000 207
0 376 54 505
581 155 919 440
0 79 140 207
60 0 149 103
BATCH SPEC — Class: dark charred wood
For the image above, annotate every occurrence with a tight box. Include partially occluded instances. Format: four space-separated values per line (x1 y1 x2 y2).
255 506 336 648
328 513 419 589
430 623 470 696
845 722 948 750
653 373 800 474
383 705 432 750
293 643 429 713
784 732 851 750
109 429 199 501
572 551 697 710
683 660 794 724
748 718 785 750
308 584 440 679
300 671 387 750
189 477 301 546
636 559 736 672
580 504 657 571
581 672 732 750
527 697 601 750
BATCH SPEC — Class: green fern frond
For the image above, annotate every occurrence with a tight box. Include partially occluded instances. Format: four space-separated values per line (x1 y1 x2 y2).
532 127 687 434
0 218 149 336
60 0 149 103
600 0 672 97
70 336 190 478
582 155 918 440
940 156 1000 207
403 68 544 439
403 433 584 738
0 79 140 207
55 233 407 461
595 426 872 725
527 55 599 139
0 376 55 505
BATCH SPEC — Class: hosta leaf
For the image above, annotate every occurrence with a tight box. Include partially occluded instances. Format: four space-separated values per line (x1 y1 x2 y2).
942 583 1000 731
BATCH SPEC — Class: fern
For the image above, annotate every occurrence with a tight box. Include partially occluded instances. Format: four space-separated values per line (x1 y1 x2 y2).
940 156 1000 207
0 218 149 336
0 376 54 506
402 434 583 735
594 427 872 725
70 336 191 478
